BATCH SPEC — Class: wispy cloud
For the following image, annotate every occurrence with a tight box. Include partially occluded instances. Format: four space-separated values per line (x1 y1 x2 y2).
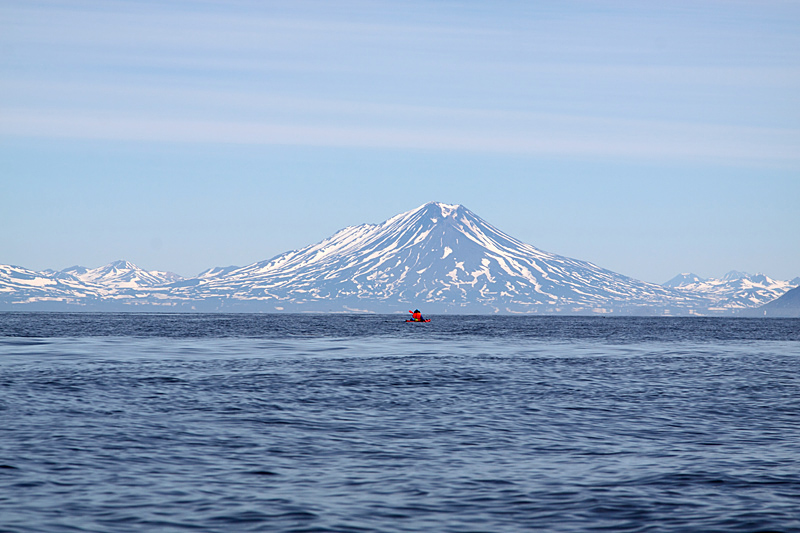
3 105 797 162
2 0 798 161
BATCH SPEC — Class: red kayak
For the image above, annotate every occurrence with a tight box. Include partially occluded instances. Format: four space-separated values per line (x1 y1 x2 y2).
405 319 431 323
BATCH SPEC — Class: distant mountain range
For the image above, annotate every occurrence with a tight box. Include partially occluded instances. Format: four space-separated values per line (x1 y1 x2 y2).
663 271 800 311
2 202 797 314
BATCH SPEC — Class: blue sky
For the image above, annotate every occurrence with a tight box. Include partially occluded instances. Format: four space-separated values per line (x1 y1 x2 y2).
2 0 798 283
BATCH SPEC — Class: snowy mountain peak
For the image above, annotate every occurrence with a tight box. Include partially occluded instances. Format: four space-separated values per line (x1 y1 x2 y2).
663 273 706 288
749 273 770 285
389 202 471 226
61 265 90 276
108 260 137 270
722 270 749 281
431 202 460 218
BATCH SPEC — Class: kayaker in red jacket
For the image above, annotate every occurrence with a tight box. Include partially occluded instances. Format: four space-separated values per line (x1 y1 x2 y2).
409 309 424 321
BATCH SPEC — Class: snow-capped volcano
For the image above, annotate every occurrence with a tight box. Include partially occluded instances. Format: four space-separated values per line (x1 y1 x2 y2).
185 202 706 313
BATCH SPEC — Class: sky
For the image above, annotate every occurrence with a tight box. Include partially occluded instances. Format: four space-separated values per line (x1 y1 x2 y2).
2 0 799 284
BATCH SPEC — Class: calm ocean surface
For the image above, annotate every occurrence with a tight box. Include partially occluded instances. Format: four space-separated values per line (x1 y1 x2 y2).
1 313 798 533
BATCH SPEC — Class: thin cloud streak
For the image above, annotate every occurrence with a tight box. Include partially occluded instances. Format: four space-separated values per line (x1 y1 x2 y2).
3 108 797 162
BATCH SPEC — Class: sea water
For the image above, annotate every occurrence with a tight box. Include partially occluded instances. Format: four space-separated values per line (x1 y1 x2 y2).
1 313 798 532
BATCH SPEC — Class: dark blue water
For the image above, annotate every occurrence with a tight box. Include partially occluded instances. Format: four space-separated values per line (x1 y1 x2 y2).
1 314 798 532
